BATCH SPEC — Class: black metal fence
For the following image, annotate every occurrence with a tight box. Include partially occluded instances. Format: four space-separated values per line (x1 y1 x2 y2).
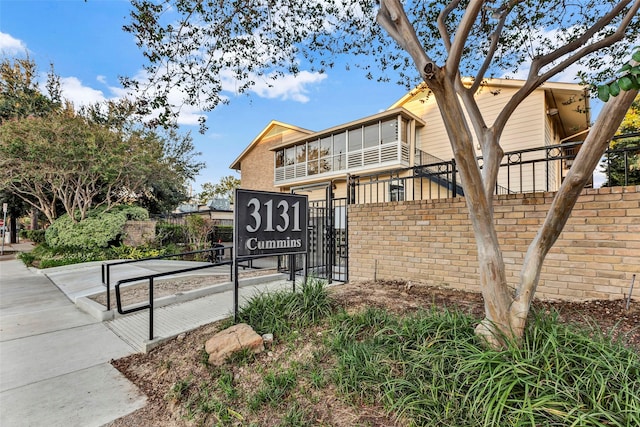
349 133 639 204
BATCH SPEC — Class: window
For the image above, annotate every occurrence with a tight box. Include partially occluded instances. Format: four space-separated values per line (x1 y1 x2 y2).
333 133 345 155
348 127 362 152
296 144 307 163
320 136 332 157
401 118 410 143
390 180 405 201
285 147 295 165
363 123 379 148
308 140 319 175
381 119 398 144
275 150 284 168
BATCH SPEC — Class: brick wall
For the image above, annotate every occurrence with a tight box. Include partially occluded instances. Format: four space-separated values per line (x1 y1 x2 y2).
348 186 640 301
122 220 156 247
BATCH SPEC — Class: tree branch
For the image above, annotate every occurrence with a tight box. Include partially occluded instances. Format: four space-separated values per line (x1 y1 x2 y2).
447 0 484 74
511 85 638 331
493 0 638 136
437 0 462 53
470 1 519 93
531 0 637 77
377 0 436 80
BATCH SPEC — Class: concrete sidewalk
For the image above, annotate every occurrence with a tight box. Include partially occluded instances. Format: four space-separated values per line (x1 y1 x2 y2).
0 257 146 427
0 253 301 426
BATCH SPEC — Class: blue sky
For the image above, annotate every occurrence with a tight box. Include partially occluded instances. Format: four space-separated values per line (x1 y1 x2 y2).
0 0 411 194
2 1 620 195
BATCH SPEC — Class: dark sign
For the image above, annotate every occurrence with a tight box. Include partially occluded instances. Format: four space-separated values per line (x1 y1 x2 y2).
234 189 308 258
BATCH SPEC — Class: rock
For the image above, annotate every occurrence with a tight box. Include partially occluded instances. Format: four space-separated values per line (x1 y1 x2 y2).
205 323 264 366
262 333 274 348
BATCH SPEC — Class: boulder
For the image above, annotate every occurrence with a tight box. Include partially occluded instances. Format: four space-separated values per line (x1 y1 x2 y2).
204 323 265 366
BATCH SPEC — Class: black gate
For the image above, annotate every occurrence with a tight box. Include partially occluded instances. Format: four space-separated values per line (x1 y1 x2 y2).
287 184 347 283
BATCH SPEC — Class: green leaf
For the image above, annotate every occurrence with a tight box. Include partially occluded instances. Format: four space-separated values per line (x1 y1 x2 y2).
618 63 632 73
632 50 640 62
619 76 634 91
597 85 610 102
609 81 620 97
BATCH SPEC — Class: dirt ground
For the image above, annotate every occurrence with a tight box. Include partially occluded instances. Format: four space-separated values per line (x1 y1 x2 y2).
107 279 639 427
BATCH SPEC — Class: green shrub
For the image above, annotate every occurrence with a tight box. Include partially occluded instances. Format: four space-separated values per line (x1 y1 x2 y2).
45 205 149 250
19 229 46 244
156 221 187 246
17 251 36 266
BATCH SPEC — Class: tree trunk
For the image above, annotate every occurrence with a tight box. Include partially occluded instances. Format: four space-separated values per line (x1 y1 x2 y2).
428 74 513 347
508 87 639 339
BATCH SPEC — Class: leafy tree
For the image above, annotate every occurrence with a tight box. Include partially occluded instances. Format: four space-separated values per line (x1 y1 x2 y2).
124 0 639 347
601 94 640 186
0 57 60 123
0 59 204 223
198 175 240 204
0 57 63 237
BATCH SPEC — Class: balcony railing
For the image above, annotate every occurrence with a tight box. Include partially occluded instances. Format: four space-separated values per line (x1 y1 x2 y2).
349 134 640 204
275 140 410 184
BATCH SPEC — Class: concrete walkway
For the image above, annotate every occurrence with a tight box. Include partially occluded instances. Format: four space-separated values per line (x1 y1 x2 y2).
0 248 302 426
0 257 146 427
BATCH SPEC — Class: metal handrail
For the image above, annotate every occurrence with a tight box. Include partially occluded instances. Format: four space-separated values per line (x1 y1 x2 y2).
101 245 231 310
114 257 233 341
351 135 640 204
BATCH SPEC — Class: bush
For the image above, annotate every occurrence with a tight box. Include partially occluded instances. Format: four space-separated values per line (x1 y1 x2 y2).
156 221 188 246
19 229 46 244
45 205 149 250
329 308 640 426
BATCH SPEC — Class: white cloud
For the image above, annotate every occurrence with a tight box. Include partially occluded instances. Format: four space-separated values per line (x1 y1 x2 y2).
219 68 327 102
247 71 328 102
0 32 27 55
58 76 108 106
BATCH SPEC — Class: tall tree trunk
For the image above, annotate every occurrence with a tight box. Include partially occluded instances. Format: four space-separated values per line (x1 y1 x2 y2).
428 74 513 347
508 87 639 339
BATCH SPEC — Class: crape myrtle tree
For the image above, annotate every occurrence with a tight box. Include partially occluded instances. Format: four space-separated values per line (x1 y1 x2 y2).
124 0 639 347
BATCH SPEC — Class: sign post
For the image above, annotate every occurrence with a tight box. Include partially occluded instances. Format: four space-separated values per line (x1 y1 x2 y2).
233 189 308 321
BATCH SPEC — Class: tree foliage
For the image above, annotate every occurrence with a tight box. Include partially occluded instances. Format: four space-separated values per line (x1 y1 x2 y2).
198 175 240 203
124 0 639 347
0 57 205 223
600 94 640 186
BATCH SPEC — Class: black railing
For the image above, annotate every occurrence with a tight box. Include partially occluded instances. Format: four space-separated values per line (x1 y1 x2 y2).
101 245 231 310
350 136 639 204
114 253 233 341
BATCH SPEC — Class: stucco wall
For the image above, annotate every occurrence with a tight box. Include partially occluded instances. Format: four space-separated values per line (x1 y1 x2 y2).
348 186 640 301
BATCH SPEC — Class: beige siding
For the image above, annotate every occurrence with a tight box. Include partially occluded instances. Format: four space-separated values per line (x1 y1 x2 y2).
406 87 551 193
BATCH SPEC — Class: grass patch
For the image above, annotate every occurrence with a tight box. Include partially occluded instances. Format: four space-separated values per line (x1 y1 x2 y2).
329 307 640 426
164 281 640 426
235 276 335 339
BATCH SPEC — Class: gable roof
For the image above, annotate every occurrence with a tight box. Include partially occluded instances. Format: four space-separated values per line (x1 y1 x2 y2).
229 120 314 170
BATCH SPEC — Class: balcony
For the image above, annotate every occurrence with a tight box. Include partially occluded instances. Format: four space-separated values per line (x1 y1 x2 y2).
272 107 424 186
